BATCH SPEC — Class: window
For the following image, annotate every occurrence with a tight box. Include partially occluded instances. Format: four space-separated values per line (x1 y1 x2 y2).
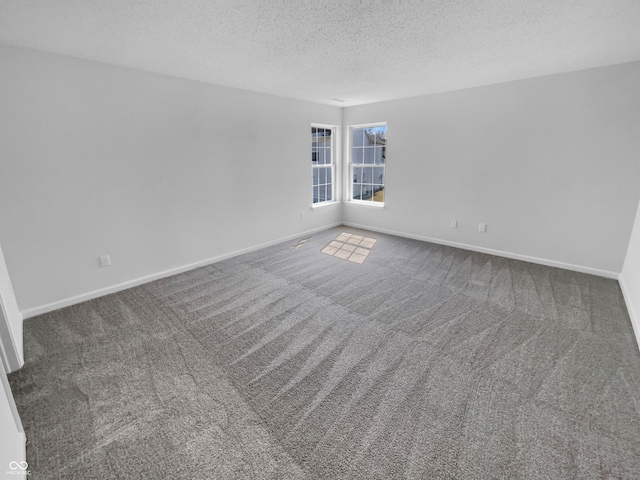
311 125 336 205
350 123 386 204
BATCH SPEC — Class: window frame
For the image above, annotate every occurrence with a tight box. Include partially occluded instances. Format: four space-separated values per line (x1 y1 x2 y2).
311 123 338 207
348 122 387 206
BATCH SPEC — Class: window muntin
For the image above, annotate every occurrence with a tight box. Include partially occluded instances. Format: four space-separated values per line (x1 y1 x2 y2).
312 125 336 205
350 124 386 204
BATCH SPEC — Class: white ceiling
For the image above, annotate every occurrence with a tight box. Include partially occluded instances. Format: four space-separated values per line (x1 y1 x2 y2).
2 0 640 106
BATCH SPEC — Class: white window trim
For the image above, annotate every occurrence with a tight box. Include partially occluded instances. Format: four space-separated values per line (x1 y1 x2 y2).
311 123 339 208
347 122 387 207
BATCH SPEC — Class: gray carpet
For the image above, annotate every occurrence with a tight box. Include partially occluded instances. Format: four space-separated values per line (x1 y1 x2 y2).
9 226 640 479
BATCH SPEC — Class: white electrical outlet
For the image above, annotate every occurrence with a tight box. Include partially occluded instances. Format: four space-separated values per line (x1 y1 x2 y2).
450 220 457 228
478 223 487 233
99 255 111 267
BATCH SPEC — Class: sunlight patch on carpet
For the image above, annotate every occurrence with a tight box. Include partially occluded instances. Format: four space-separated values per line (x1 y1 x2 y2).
321 232 376 264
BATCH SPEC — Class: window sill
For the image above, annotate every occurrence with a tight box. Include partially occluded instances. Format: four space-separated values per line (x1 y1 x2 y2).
346 200 385 208
312 200 339 209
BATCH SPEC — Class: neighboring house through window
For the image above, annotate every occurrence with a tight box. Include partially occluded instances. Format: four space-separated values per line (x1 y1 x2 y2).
350 123 386 204
311 125 336 205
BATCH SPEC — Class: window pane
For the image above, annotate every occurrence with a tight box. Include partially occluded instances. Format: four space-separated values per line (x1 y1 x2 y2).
373 186 384 203
364 128 375 146
362 166 373 184
364 147 375 164
374 167 384 185
326 185 333 201
313 185 320 203
352 128 364 147
353 166 363 184
324 147 332 165
320 185 328 202
319 167 326 184
326 168 332 185
372 126 386 145
361 185 373 200
373 146 384 165
312 150 318 164
352 147 364 164
312 168 319 186
352 184 362 200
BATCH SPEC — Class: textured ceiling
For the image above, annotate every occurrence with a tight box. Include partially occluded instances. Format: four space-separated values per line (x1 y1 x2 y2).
2 0 640 106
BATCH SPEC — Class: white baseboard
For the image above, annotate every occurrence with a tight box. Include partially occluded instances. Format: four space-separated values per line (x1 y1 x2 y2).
20 221 623 319
618 273 640 351
341 222 619 279
21 223 341 319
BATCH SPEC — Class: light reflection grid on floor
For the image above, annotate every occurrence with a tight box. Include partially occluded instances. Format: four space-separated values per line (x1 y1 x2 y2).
321 232 376 264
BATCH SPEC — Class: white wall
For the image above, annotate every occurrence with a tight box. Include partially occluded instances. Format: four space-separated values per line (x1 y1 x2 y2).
2 43 640 317
620 197 640 349
0 44 342 314
342 63 640 276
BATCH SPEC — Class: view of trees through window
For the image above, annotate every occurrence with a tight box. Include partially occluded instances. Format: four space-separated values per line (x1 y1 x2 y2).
351 125 386 203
